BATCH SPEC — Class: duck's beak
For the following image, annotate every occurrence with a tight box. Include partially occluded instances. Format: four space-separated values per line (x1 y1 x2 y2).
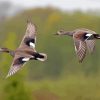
0 48 3 52
54 31 61 35
0 48 2 52
54 33 59 35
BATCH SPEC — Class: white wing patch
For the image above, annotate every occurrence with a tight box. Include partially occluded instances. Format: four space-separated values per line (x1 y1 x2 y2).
86 33 92 37
22 57 30 61
29 42 35 48
29 37 36 48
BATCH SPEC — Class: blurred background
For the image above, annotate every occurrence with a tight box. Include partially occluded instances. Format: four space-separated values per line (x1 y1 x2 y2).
0 0 100 100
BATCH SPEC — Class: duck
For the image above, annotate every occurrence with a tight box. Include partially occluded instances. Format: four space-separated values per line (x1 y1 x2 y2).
56 28 100 63
0 20 47 78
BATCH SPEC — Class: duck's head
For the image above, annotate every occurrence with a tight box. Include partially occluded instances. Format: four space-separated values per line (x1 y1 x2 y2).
55 30 65 35
0 48 9 52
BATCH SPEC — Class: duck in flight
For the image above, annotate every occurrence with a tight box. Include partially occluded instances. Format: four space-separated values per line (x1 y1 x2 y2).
56 28 100 63
0 20 47 78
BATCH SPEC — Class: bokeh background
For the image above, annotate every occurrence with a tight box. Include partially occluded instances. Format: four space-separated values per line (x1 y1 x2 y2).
0 0 100 100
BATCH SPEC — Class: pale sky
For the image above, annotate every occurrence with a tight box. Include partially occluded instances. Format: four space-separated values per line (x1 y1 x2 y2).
1 0 100 11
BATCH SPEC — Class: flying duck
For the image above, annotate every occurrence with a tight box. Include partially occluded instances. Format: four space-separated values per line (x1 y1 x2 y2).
0 20 47 78
56 28 100 63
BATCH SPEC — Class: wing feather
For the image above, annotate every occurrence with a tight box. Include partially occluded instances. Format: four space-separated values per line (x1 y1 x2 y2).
73 36 87 63
18 21 36 50
86 40 95 53
6 54 30 78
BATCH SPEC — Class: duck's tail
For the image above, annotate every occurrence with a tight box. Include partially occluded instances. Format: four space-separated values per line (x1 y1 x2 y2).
33 52 47 61
37 53 47 61
94 34 100 39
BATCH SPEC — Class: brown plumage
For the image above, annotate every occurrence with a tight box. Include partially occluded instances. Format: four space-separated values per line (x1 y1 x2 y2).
0 20 47 78
56 28 100 63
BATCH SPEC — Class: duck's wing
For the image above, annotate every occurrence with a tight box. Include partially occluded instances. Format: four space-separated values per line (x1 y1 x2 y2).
18 20 37 51
84 30 96 53
73 36 87 63
6 53 31 78
85 40 95 53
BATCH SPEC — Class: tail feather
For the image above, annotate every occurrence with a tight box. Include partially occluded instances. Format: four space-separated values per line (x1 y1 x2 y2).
33 52 47 61
94 34 100 39
36 53 47 61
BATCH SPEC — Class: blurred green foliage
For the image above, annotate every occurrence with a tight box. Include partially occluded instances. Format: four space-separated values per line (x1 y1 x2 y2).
0 8 100 100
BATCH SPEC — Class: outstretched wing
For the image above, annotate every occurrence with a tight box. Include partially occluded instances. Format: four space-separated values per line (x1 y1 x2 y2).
86 40 95 53
18 20 37 50
73 36 87 63
6 54 31 78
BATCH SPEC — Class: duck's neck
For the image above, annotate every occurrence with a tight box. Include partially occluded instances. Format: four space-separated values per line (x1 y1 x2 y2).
62 31 73 36
9 50 15 57
0 48 15 57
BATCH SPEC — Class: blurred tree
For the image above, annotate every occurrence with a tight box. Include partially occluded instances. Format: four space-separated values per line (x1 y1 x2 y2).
3 76 30 100
0 7 100 100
